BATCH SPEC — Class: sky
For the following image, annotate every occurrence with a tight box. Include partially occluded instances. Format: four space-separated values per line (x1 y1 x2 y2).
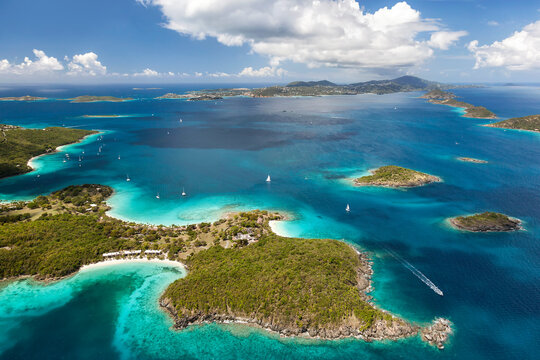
0 0 539 84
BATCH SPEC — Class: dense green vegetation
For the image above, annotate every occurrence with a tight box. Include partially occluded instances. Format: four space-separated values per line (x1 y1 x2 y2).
163 234 386 331
421 89 455 100
0 185 431 342
450 212 521 232
488 114 540 132
69 96 133 103
0 185 282 279
354 165 440 187
0 125 96 179
0 213 140 278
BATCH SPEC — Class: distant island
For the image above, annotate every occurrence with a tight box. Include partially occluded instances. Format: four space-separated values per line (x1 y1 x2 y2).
0 95 47 101
0 184 451 348
457 157 488 164
155 76 475 100
421 89 496 119
0 124 96 179
449 212 521 232
69 95 133 103
156 93 224 101
485 114 540 133
82 115 120 118
353 166 441 188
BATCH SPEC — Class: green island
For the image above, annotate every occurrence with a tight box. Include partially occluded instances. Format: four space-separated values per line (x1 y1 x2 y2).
353 166 441 188
156 92 229 101
449 212 521 232
0 124 96 179
486 114 540 133
0 184 452 348
457 157 488 164
0 95 47 101
68 95 133 103
155 76 475 100
421 89 496 119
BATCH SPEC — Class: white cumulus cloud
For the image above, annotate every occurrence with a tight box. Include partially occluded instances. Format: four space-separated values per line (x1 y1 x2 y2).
139 0 464 69
468 20 540 70
67 52 107 76
0 49 64 75
239 66 286 77
428 31 468 50
133 68 160 76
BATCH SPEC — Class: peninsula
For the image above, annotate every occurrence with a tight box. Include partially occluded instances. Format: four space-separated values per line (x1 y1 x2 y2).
353 166 441 188
156 93 191 99
0 124 96 179
68 95 133 103
485 114 540 133
0 95 47 101
449 212 521 232
421 89 496 119
0 185 452 348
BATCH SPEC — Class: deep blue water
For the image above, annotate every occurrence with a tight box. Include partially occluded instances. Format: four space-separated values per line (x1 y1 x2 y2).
0 84 539 359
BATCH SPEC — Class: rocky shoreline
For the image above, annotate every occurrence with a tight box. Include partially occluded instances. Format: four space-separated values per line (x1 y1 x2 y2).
160 249 452 347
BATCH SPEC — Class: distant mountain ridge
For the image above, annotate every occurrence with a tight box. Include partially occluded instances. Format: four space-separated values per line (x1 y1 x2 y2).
285 76 444 92
158 76 474 99
286 80 337 87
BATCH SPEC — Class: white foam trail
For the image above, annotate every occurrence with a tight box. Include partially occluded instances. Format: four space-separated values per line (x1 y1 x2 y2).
387 249 444 296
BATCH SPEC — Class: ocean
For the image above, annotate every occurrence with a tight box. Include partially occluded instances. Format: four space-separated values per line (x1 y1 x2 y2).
0 84 538 359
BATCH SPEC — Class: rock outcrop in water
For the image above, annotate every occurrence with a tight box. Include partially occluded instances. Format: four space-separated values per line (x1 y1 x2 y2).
421 318 453 350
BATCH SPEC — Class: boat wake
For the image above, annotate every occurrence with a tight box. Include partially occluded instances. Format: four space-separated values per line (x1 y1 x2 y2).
386 249 444 296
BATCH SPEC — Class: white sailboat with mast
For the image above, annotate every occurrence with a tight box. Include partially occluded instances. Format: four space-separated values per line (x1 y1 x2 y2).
266 175 271 182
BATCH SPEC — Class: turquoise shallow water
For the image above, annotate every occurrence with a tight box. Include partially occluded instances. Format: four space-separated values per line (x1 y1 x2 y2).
0 84 539 359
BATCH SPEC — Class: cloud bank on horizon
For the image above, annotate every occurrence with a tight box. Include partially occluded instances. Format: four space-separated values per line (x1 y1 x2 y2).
0 0 539 81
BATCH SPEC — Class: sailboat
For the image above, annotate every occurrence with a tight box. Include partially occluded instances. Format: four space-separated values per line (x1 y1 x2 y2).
118 155 121 160
181 188 186 197
78 156 82 162
126 175 131 182
266 175 271 182
346 204 350 212
179 118 183 123
156 193 160 199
